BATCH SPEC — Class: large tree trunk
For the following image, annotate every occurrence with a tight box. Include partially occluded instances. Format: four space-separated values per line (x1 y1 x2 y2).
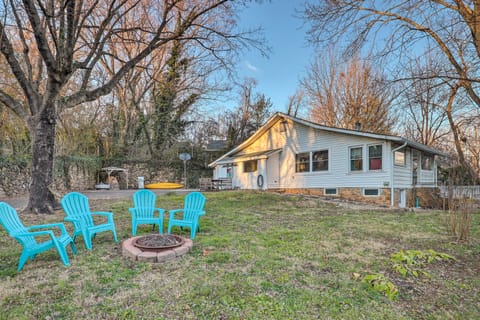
24 105 58 214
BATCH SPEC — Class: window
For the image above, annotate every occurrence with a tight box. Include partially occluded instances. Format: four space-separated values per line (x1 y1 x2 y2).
421 154 433 170
394 150 406 166
369 145 382 170
350 147 363 171
312 150 328 171
295 152 310 172
364 189 379 196
325 188 337 195
243 160 257 173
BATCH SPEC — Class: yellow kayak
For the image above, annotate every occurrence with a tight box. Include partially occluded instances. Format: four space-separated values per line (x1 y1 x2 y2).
145 182 184 189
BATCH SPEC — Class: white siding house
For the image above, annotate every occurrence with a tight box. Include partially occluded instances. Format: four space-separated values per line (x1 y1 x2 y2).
209 113 446 207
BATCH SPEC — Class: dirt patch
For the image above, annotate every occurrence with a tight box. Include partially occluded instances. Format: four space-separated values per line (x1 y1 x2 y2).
389 254 479 317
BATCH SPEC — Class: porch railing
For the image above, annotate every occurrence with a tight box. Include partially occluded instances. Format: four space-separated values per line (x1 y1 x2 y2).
438 186 480 200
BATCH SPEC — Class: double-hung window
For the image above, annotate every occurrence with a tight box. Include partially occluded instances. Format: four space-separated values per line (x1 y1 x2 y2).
422 154 433 170
243 160 257 173
369 145 383 170
350 147 363 171
296 150 329 172
295 152 310 172
312 150 328 171
394 150 406 166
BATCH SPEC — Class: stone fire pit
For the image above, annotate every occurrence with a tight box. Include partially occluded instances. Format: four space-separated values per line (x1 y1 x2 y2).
122 234 193 263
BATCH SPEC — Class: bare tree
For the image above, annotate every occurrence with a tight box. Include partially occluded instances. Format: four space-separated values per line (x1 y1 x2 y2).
301 52 396 133
399 54 451 146
303 0 480 173
285 88 306 117
225 78 272 148
0 0 262 214
459 116 480 177
304 1 480 105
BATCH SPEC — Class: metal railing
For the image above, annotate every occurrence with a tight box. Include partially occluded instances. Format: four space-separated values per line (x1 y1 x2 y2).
439 186 480 200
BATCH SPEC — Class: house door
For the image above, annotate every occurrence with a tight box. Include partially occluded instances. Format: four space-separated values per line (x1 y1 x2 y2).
267 153 280 189
399 189 406 208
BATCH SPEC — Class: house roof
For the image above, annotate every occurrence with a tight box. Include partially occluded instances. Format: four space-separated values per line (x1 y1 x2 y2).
209 112 447 167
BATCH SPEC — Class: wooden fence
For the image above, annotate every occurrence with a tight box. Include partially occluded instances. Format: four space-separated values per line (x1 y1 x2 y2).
439 186 480 200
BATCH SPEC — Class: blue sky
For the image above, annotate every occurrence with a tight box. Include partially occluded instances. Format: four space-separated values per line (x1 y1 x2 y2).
234 1 314 113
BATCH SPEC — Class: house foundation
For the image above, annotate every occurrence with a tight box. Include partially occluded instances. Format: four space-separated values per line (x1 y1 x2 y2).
272 187 440 208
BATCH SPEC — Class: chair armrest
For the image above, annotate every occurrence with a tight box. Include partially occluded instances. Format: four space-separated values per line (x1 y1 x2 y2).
155 208 165 215
169 209 184 219
92 211 114 223
14 230 55 240
64 217 80 223
27 223 68 234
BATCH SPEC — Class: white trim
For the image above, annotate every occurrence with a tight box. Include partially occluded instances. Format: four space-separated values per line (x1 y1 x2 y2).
349 145 364 173
367 143 384 171
391 142 408 206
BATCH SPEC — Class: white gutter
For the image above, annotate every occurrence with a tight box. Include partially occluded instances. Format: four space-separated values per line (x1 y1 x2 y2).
391 142 408 207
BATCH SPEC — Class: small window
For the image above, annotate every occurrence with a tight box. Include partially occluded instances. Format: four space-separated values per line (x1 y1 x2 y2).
364 189 379 196
312 150 328 171
394 150 406 166
325 188 337 195
243 160 257 173
421 154 433 170
350 147 363 171
296 152 310 172
369 145 382 170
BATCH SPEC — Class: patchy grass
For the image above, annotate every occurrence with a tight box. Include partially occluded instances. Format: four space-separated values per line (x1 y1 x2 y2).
0 191 479 319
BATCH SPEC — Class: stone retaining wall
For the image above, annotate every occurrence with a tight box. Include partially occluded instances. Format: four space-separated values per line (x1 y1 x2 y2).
0 159 212 197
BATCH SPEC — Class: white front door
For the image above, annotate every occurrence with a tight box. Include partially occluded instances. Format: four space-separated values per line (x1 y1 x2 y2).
399 189 406 208
267 153 280 189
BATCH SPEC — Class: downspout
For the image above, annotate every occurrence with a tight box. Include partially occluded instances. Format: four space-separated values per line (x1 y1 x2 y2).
391 142 408 207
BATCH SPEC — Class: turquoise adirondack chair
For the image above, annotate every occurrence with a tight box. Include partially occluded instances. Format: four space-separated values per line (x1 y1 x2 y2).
167 192 206 239
0 202 77 271
129 189 165 236
61 192 118 250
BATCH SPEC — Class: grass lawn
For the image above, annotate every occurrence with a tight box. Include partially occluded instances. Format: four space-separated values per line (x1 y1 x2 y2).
0 191 479 319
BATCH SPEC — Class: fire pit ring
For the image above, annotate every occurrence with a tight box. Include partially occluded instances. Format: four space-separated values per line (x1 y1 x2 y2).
133 234 185 252
122 234 193 263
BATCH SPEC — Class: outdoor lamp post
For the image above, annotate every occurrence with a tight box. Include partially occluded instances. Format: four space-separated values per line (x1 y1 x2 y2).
179 153 191 188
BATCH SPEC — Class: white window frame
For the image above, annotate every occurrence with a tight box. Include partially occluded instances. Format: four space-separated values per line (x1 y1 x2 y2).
394 150 406 167
312 149 329 172
368 143 383 171
295 152 310 173
349 146 364 172
295 150 330 173
421 154 434 171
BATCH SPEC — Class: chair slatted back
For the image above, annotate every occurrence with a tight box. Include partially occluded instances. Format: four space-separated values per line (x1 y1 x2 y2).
132 190 156 218
183 192 206 221
0 202 37 246
61 192 94 227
